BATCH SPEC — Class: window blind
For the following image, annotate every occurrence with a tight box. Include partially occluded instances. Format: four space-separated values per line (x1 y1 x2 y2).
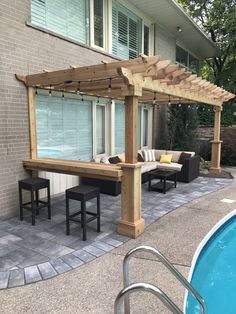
112 0 141 59
31 0 88 43
36 94 92 160
115 102 125 154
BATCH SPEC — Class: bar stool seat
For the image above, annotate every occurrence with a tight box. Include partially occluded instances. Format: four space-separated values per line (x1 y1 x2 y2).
18 177 51 226
66 185 100 241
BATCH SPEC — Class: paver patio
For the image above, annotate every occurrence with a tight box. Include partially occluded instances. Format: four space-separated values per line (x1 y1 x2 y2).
0 176 232 289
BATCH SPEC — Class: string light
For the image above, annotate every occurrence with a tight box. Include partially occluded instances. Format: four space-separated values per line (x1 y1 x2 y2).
108 78 112 93
77 81 80 95
97 96 100 104
178 98 181 107
62 91 64 99
49 85 52 96
35 87 38 96
81 94 84 102
153 92 156 105
168 95 171 106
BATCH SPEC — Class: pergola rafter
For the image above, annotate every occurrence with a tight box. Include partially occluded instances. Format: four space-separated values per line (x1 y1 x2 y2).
16 55 235 239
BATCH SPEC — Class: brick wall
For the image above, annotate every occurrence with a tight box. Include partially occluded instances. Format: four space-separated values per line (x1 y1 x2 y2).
0 0 116 217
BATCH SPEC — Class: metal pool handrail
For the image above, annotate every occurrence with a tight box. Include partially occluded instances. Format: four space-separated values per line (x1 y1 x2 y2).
123 245 206 314
114 282 184 314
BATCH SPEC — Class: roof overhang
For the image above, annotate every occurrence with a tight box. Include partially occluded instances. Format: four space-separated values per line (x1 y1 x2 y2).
16 55 234 107
129 0 219 59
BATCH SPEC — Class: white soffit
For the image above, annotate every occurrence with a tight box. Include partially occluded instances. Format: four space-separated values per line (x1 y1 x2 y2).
128 0 219 59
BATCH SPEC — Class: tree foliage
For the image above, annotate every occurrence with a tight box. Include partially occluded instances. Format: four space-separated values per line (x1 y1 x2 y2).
178 0 236 126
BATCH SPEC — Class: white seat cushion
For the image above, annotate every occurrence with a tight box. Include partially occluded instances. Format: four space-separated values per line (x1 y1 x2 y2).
156 162 183 172
141 162 159 174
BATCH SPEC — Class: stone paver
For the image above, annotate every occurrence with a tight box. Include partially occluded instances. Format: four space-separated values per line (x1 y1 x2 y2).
0 176 232 289
38 262 57 280
24 266 42 284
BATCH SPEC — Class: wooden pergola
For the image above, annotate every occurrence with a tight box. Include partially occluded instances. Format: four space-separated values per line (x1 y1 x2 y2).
16 55 234 238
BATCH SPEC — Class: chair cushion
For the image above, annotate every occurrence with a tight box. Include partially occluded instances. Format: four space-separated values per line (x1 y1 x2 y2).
108 156 121 164
138 153 144 162
166 150 182 163
160 154 172 164
156 162 183 172
155 150 166 161
178 152 192 164
100 156 110 164
141 162 158 174
142 149 156 162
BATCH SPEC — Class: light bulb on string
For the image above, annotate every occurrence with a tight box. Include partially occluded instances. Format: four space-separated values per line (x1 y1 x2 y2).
168 95 171 106
108 78 112 93
77 81 80 95
35 87 38 96
49 85 52 96
153 92 156 105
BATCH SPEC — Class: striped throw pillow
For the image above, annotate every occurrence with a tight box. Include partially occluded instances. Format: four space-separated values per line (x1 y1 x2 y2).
142 149 156 162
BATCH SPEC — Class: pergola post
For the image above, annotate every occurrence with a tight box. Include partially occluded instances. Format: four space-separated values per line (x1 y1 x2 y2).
117 96 145 238
209 106 222 174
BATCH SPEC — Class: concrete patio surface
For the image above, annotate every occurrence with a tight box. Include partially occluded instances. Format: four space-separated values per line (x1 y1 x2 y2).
0 167 235 313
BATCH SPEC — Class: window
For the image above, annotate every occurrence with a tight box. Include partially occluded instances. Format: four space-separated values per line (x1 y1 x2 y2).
176 46 200 74
115 102 125 154
176 45 188 67
94 0 104 48
36 94 93 160
144 25 149 55
189 54 200 74
96 104 106 154
142 108 148 147
31 0 89 44
112 0 141 59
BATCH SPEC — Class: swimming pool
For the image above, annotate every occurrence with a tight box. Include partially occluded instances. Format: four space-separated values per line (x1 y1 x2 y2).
185 209 236 314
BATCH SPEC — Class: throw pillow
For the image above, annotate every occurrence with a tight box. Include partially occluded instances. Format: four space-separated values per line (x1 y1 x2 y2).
137 153 144 162
142 149 156 162
178 152 192 164
100 156 110 164
108 156 121 164
118 154 125 162
160 154 172 164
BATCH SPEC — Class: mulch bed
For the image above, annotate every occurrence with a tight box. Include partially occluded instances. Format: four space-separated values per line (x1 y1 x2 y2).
200 169 233 179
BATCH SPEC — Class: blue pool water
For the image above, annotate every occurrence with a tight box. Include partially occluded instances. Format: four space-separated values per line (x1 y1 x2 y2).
186 216 236 314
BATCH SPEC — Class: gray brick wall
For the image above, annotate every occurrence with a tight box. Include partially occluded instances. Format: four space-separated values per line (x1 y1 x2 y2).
0 0 116 217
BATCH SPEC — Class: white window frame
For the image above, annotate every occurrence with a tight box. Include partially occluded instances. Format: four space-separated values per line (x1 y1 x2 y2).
90 0 109 51
93 101 108 157
139 105 152 149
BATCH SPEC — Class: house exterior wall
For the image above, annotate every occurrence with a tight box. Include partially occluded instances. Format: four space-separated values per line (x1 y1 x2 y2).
0 0 117 217
153 25 176 148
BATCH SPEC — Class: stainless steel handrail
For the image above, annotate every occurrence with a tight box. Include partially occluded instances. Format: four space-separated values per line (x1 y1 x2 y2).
114 282 184 314
123 245 206 314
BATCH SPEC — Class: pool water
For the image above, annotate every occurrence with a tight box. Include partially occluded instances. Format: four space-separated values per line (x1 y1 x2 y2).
186 216 236 314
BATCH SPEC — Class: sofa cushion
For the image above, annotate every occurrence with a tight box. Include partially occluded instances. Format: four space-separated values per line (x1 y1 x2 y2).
109 156 121 164
160 154 172 164
166 150 182 163
142 149 156 162
155 150 166 161
156 162 182 172
100 156 110 164
138 153 144 162
141 161 158 174
178 152 192 164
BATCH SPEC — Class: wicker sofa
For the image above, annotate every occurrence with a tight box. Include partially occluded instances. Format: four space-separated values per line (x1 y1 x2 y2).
81 149 200 196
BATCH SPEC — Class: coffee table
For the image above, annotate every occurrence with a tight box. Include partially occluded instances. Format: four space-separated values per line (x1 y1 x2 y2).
148 169 178 194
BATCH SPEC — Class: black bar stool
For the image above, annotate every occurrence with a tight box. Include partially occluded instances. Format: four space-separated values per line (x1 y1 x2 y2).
18 177 51 226
66 185 100 241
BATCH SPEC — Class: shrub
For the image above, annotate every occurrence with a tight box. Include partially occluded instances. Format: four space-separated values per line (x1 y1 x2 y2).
221 128 236 166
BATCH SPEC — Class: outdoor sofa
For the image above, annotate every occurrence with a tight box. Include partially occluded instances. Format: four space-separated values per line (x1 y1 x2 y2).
81 149 200 196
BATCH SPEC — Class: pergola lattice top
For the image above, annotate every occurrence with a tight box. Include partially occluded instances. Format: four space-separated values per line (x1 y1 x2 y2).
16 55 234 106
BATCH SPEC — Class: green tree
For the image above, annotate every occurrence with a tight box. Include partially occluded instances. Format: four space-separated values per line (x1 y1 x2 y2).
178 0 236 126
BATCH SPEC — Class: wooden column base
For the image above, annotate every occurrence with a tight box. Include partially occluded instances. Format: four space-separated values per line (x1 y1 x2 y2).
209 167 221 174
117 218 145 238
118 163 145 239
210 140 222 174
